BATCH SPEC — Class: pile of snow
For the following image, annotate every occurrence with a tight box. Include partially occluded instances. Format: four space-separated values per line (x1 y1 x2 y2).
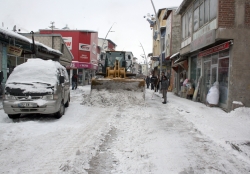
82 89 146 108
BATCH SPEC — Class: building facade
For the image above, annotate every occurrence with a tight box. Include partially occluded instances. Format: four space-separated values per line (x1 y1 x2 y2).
21 33 73 67
40 29 98 86
176 0 250 111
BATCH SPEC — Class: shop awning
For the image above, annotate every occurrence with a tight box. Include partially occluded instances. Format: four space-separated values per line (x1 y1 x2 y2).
170 52 180 59
172 59 188 72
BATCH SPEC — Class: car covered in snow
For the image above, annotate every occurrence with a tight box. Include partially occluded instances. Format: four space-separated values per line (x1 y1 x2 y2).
3 58 70 119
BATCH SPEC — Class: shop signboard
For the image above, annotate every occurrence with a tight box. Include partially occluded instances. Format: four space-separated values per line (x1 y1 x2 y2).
198 41 230 58
7 45 22 57
79 43 91 51
69 62 97 70
63 37 72 50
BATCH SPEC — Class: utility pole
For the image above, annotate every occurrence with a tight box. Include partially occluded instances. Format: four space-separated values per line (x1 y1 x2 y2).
101 22 116 53
139 42 148 76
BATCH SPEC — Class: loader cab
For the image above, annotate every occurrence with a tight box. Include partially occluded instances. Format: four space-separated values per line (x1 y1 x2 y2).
106 51 125 68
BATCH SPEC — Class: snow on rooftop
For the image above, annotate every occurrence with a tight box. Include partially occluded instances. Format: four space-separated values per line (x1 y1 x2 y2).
0 27 62 55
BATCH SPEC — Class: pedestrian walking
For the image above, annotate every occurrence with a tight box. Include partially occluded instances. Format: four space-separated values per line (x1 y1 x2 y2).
159 72 165 98
72 73 77 90
154 75 159 92
146 76 150 89
150 75 156 90
161 75 169 104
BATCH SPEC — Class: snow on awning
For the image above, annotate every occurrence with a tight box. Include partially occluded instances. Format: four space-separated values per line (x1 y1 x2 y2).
170 52 180 59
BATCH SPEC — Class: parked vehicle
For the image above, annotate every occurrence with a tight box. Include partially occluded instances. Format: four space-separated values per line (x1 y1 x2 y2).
3 58 70 119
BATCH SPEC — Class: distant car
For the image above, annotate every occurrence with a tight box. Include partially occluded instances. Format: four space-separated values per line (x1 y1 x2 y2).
3 58 70 119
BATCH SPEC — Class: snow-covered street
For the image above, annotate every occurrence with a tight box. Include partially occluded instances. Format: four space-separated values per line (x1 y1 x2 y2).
0 85 250 174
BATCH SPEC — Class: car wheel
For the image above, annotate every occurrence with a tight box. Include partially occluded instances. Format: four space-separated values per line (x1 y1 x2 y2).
54 102 65 119
65 94 70 107
8 114 21 119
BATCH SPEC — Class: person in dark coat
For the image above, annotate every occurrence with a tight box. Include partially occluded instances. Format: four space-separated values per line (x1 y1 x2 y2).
146 76 150 89
150 75 157 90
161 75 169 104
154 75 159 92
159 72 165 98
72 73 77 90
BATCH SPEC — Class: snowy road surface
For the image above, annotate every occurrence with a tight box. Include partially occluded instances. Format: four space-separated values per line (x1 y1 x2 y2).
0 85 249 174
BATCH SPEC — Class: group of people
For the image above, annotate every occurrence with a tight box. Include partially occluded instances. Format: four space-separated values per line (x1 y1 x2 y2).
145 72 169 104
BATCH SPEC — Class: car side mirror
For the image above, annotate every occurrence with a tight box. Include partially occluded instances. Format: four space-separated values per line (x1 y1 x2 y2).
59 76 65 84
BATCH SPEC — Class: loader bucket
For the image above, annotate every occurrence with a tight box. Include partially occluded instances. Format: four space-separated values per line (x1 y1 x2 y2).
91 78 145 91
91 78 145 100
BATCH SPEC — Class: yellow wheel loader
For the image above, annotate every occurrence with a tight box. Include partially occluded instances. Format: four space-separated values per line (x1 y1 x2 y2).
91 51 145 100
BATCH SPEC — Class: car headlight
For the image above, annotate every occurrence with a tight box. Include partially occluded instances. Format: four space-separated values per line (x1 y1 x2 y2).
4 94 16 100
43 94 58 100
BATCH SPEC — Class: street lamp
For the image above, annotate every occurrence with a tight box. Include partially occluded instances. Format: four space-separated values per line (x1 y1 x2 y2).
150 0 162 76
139 42 148 75
101 22 116 52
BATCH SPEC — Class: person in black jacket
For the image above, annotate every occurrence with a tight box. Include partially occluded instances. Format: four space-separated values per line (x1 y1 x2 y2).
150 75 157 90
159 72 165 97
161 75 169 104
72 73 77 90
146 76 150 89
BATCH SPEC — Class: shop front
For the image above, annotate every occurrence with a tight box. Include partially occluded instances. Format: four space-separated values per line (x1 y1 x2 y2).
172 58 188 96
67 61 97 86
197 41 231 108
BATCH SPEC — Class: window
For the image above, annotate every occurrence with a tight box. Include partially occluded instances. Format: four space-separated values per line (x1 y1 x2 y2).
182 15 186 39
194 8 199 31
182 7 192 39
194 0 218 32
194 0 200 9
209 0 218 20
188 9 193 36
204 0 209 23
199 2 204 27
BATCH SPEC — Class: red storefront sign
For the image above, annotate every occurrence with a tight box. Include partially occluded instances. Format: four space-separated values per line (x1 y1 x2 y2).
198 41 231 58
68 61 97 70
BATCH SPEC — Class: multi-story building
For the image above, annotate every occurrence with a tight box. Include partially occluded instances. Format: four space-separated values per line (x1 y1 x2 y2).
98 38 116 52
175 0 250 111
162 7 182 92
40 29 98 86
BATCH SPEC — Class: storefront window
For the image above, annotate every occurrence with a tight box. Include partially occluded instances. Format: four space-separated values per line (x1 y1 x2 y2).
211 53 218 64
218 58 229 104
78 69 83 85
190 56 197 87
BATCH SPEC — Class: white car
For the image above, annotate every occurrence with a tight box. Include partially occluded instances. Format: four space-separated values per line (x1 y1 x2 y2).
3 58 70 119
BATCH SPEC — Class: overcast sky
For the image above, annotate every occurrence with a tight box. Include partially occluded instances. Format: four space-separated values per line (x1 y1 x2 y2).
0 0 183 62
